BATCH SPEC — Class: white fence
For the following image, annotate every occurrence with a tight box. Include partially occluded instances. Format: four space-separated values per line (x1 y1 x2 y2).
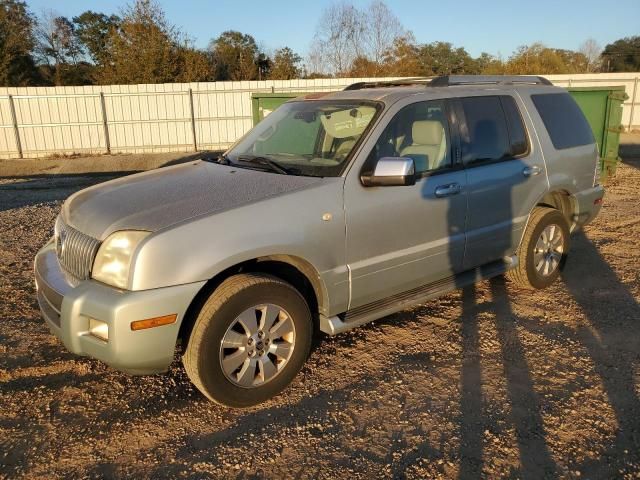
0 73 638 160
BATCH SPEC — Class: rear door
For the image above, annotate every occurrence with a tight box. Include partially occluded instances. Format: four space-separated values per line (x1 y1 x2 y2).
453 93 548 269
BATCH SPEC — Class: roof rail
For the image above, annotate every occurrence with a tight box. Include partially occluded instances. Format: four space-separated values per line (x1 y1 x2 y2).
343 77 433 91
428 75 553 87
343 75 554 91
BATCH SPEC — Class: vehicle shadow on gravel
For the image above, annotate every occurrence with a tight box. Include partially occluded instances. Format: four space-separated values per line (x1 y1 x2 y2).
139 281 563 479
144 350 447 479
0 371 103 395
456 278 559 479
560 232 640 476
619 153 640 170
0 174 122 212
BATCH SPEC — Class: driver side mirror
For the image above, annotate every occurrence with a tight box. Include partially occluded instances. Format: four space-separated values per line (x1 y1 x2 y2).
361 157 416 187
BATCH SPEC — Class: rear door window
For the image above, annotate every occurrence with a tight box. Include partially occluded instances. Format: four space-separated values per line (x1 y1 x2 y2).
531 93 594 149
457 96 511 165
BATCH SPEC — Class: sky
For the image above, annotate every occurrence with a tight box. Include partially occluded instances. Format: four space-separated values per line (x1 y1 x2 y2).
26 0 640 61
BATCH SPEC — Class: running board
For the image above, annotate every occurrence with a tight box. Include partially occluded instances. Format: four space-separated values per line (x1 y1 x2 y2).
319 256 517 335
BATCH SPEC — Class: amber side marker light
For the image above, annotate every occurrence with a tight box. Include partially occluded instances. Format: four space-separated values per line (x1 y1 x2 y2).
131 314 177 331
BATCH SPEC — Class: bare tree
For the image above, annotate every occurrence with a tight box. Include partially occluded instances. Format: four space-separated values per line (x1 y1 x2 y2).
305 41 326 76
364 1 405 65
579 38 602 72
35 10 83 84
309 1 406 76
310 2 366 75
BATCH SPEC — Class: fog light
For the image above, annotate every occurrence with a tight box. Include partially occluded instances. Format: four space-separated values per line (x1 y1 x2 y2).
88 318 109 341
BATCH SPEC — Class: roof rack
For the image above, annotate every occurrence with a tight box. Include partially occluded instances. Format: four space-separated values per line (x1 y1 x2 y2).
343 77 433 90
343 75 553 91
428 75 553 87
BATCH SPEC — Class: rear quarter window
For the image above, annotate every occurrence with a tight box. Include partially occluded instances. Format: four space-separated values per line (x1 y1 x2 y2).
531 93 594 150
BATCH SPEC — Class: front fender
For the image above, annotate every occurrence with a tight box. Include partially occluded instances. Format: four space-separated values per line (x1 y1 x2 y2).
130 178 349 315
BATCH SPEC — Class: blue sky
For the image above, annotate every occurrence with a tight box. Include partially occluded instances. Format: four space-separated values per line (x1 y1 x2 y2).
27 0 640 61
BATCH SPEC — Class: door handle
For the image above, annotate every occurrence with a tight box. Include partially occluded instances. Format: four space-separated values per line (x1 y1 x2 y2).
434 183 462 198
523 165 542 177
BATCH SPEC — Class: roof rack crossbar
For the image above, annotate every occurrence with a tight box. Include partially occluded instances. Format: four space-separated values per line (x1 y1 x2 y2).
428 75 553 87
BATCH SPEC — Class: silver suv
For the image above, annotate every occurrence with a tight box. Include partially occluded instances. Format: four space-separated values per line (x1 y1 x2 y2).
34 75 604 407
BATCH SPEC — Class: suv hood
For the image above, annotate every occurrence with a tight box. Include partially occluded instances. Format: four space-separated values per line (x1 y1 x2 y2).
63 161 323 240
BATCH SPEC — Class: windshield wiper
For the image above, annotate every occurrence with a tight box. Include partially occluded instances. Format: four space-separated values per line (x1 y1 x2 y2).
236 155 291 175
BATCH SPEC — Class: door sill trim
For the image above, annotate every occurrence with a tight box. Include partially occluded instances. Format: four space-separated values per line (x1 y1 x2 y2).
320 255 517 335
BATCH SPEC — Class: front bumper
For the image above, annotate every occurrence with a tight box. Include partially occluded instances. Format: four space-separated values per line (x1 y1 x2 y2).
572 184 605 229
34 240 205 375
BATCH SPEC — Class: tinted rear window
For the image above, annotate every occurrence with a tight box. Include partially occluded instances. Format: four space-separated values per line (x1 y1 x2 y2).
458 96 510 164
531 93 594 149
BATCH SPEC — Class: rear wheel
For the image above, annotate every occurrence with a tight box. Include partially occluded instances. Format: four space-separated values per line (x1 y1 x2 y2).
183 273 313 407
507 207 570 290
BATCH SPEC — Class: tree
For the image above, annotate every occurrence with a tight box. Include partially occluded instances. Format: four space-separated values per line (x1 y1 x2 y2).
579 38 602 72
383 38 479 76
420 41 479 76
310 1 407 76
97 0 182 84
348 55 381 77
256 51 271 80
35 12 86 85
553 48 589 73
210 30 260 81
304 41 328 78
476 52 505 74
0 0 40 86
364 1 405 65
505 43 574 74
175 45 214 82
382 34 422 76
269 47 301 79
72 11 121 67
601 36 640 72
309 2 365 75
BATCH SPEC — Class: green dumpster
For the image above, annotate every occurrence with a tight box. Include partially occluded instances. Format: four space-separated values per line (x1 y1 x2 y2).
568 86 627 179
251 93 309 124
252 87 628 180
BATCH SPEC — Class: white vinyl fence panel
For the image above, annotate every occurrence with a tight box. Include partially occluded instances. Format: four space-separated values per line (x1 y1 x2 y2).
0 74 637 159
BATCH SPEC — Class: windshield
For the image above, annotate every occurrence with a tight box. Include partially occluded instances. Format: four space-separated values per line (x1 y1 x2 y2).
226 100 380 177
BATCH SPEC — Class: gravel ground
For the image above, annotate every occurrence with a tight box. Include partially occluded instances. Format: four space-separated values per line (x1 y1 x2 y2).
1 159 639 479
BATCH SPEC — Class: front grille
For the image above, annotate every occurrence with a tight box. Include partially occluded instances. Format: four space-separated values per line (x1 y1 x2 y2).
55 216 101 281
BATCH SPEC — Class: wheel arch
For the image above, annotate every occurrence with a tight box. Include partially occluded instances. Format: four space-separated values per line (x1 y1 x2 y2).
178 255 326 350
535 189 577 231
514 189 577 252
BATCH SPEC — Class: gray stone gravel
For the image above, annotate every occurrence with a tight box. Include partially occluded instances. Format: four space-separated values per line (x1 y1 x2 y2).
1 160 639 479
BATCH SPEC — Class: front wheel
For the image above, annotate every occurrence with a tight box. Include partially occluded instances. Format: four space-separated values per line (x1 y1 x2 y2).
183 273 313 407
506 206 570 290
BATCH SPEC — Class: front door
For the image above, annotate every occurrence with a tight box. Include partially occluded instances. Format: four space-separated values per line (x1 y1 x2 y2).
344 99 468 310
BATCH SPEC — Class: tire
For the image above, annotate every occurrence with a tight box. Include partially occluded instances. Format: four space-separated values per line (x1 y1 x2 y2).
506 206 570 290
183 273 313 407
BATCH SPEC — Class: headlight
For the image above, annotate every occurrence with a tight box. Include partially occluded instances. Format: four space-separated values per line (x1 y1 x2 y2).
92 231 150 289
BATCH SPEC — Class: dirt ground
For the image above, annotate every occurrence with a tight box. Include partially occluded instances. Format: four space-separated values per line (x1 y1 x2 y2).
1 157 639 479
